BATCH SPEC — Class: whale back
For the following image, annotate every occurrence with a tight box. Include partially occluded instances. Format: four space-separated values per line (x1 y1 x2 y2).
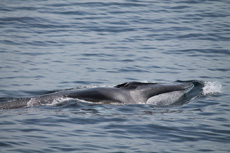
116 81 194 103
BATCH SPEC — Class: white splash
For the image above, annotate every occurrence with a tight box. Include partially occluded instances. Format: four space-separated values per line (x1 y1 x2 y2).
46 97 73 106
74 98 94 104
202 81 222 95
27 97 73 107
27 98 38 107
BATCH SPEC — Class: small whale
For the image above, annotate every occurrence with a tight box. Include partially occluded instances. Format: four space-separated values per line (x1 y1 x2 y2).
0 80 204 109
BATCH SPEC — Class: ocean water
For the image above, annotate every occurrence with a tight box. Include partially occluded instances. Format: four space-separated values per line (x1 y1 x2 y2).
0 0 230 152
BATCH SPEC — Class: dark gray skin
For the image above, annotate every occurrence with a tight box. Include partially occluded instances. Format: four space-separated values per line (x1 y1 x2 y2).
0 81 201 110
67 82 194 104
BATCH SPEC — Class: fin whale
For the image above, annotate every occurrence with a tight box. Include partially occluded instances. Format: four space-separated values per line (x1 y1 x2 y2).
0 80 204 109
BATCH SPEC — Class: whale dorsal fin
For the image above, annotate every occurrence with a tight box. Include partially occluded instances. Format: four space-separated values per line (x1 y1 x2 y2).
115 82 157 89
115 82 130 88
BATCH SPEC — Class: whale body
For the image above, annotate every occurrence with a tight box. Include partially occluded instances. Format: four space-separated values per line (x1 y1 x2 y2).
0 80 204 109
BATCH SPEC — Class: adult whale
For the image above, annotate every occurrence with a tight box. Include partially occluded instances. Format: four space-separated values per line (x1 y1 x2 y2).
0 80 204 109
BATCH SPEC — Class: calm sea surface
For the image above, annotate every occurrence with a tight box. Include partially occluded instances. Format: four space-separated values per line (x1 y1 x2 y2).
0 0 230 152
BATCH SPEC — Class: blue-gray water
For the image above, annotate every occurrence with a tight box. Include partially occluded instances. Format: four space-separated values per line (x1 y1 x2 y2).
0 0 230 152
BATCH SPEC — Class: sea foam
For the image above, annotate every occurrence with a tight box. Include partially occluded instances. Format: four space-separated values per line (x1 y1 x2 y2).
202 81 222 95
